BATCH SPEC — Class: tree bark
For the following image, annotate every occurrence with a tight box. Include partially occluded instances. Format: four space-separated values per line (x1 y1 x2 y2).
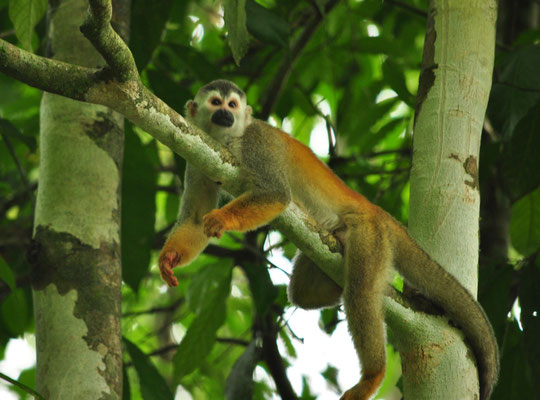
399 0 497 398
30 0 129 398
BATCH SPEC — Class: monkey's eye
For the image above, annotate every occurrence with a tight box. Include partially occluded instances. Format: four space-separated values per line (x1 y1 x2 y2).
228 100 237 109
211 98 222 106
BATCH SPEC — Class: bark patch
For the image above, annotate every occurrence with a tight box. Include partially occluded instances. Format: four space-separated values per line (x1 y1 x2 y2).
30 226 122 399
463 156 479 190
85 110 124 169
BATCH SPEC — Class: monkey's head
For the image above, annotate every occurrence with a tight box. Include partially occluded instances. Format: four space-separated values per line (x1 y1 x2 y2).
186 80 252 143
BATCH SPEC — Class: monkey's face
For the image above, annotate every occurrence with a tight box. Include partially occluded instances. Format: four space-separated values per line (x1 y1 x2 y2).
187 88 252 144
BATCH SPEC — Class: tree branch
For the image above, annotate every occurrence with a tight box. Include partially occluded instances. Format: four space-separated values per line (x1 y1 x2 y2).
0 39 100 100
260 314 298 400
0 372 45 400
81 0 138 81
0 0 412 308
123 298 184 317
260 0 341 119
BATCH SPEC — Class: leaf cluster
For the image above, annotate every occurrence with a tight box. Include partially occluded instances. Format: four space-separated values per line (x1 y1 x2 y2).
0 0 539 399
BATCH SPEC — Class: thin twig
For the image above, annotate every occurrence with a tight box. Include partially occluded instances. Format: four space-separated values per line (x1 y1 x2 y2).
124 337 250 367
495 80 540 93
123 298 184 317
260 0 341 119
0 130 30 188
0 182 37 218
225 232 283 271
0 372 45 400
0 29 15 39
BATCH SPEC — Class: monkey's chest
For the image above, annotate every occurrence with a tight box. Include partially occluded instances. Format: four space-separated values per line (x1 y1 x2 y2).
225 137 244 159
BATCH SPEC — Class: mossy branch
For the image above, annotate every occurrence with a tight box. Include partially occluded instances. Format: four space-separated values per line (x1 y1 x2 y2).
0 0 414 323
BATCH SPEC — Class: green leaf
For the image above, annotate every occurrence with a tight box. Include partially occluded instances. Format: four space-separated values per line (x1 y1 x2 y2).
243 263 277 315
8 0 47 51
282 241 297 260
122 364 131 400
300 376 316 399
354 37 407 57
376 344 402 399
279 327 297 358
0 255 15 291
519 257 540 396
488 45 540 140
123 338 175 400
160 45 219 84
0 288 29 336
245 0 289 47
347 97 401 151
130 0 175 70
223 0 250 65
186 261 233 313
0 118 37 151
121 124 157 291
225 340 259 400
147 69 192 114
500 103 540 201
510 186 540 256
319 307 339 335
492 321 534 399
8 368 37 400
321 365 340 394
382 59 415 107
174 262 233 378
479 264 514 346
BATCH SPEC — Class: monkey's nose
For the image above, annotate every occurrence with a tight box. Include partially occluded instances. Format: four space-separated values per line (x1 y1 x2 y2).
212 109 234 127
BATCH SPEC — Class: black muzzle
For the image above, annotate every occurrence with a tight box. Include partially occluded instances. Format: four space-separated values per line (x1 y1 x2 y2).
211 109 234 127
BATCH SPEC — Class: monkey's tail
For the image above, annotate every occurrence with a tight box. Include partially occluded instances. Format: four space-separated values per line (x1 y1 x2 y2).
392 224 499 400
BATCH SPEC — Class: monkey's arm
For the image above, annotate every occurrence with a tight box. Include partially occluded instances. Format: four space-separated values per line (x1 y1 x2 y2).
159 164 220 286
203 122 291 238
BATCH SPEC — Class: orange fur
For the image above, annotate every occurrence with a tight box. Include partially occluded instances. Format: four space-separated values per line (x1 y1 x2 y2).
203 195 287 237
157 80 499 400
340 368 386 400
158 222 209 286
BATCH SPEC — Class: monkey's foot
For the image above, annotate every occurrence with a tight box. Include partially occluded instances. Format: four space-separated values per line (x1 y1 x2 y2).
203 211 225 238
339 369 385 400
159 251 181 287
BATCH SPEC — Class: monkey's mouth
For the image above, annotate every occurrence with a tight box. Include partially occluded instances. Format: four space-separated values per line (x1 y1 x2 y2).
212 110 234 127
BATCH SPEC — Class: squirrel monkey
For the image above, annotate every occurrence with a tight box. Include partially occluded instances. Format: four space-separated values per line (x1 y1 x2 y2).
159 80 499 400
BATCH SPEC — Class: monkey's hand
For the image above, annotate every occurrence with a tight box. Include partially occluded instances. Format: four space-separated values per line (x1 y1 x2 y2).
158 251 181 287
203 210 227 238
158 222 212 287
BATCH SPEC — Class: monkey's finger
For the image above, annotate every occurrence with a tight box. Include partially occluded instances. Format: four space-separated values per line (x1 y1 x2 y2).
203 216 224 238
161 267 178 287
159 252 181 286
160 252 181 269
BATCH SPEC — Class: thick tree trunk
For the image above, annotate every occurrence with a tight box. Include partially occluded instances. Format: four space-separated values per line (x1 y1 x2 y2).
30 0 129 398
401 0 496 398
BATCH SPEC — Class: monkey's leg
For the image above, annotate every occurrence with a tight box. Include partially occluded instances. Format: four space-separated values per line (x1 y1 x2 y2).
159 222 210 287
340 222 390 400
158 164 220 286
288 252 343 309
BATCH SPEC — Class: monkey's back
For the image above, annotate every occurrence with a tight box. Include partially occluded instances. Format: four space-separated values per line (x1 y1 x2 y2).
249 119 373 231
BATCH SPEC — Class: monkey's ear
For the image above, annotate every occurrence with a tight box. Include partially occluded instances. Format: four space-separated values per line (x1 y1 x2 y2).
245 105 252 123
185 100 198 118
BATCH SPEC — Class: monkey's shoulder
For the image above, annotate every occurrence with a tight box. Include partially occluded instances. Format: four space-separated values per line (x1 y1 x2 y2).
238 119 291 178
244 119 288 142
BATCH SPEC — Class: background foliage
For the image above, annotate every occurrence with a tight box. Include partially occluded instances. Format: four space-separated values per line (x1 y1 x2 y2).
0 0 539 399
